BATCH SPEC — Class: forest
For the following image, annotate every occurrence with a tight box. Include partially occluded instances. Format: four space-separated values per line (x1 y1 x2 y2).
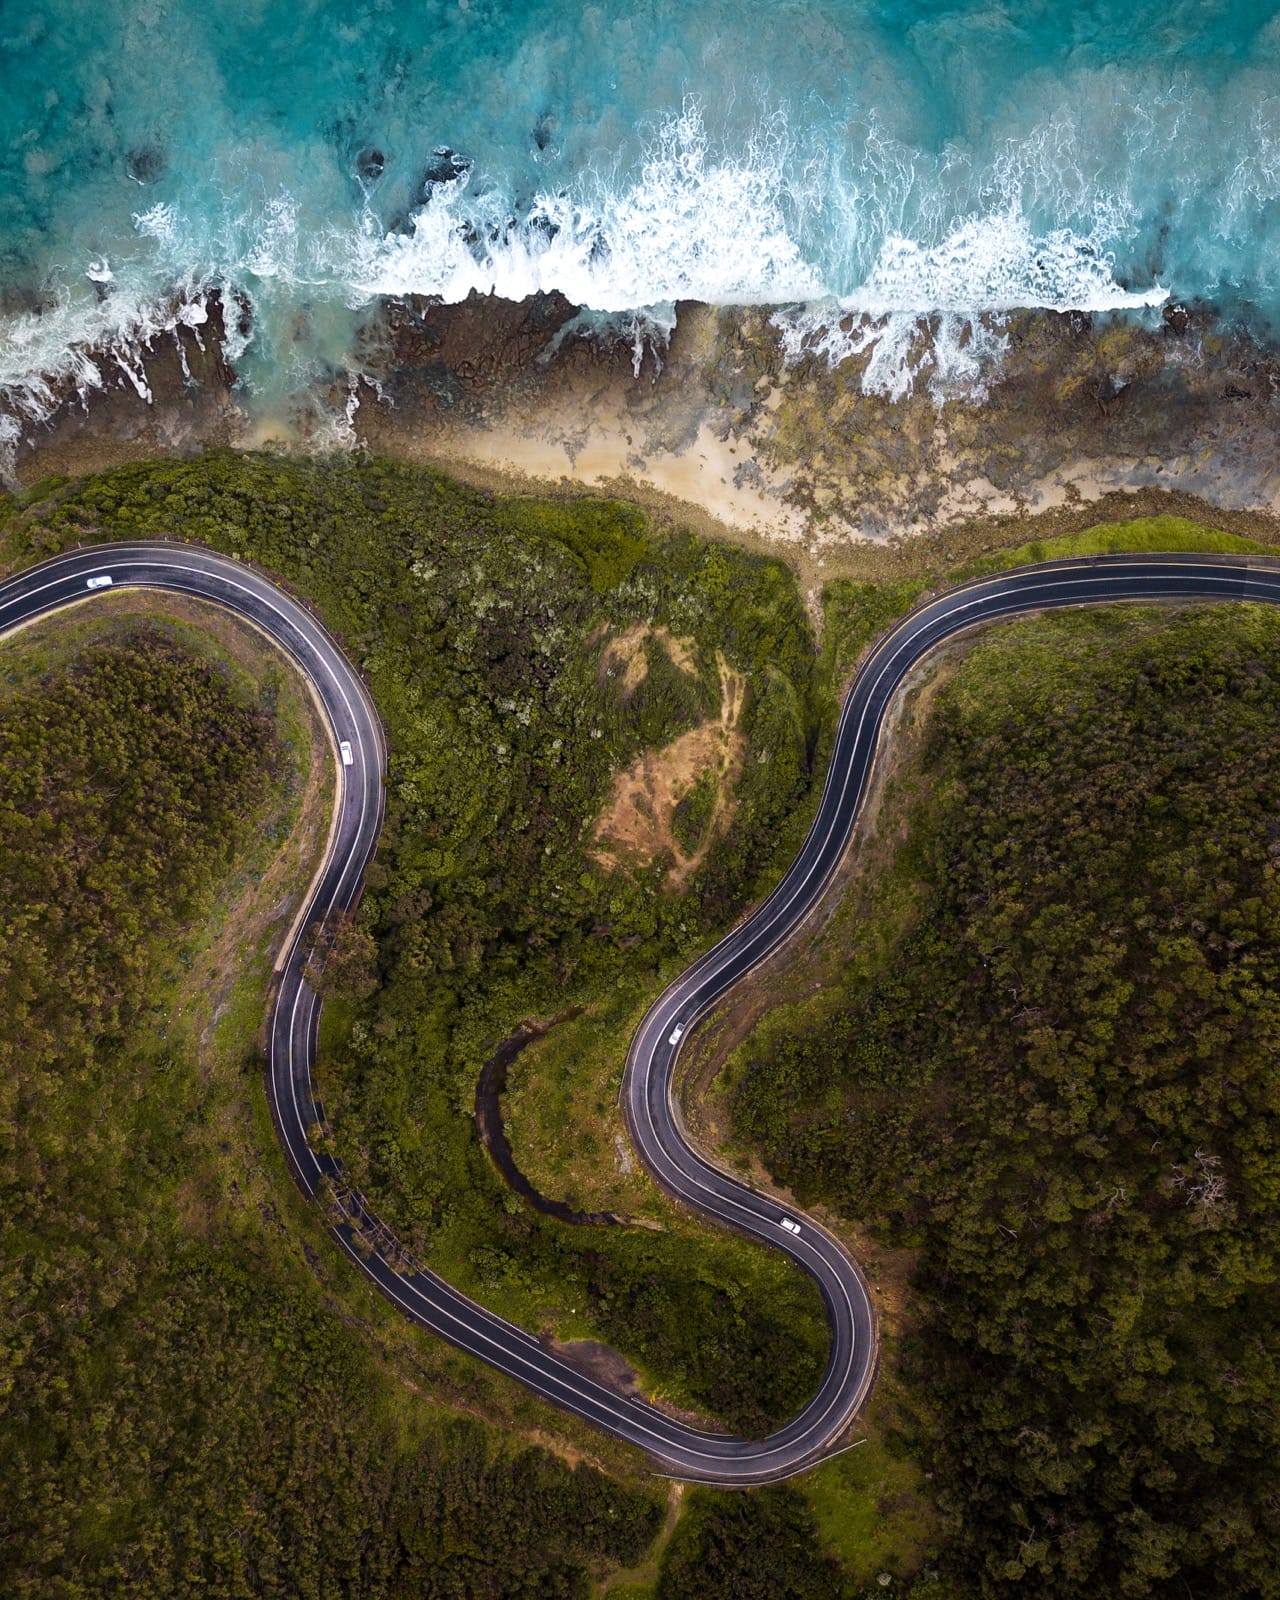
729 602 1280 1596
5 459 1280 1596
0 616 663 1598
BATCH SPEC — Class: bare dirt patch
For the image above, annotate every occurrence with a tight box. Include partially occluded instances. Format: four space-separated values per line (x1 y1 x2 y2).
599 622 698 697
592 652 745 887
542 1337 726 1435
544 1338 645 1400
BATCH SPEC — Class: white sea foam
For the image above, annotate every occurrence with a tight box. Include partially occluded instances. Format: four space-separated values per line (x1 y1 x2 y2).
346 103 825 311
308 374 364 451
846 210 1166 317
0 413 22 484
774 306 1010 404
0 103 1172 446
0 279 210 434
547 303 679 377
773 203 1166 401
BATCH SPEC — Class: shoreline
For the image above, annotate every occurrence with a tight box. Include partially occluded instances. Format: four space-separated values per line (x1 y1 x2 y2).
7 291 1280 581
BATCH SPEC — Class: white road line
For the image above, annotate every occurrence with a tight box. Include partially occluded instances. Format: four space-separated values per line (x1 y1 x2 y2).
4 544 1273 1481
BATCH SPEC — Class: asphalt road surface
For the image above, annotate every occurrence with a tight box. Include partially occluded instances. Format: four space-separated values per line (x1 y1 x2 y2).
3 541 1276 1484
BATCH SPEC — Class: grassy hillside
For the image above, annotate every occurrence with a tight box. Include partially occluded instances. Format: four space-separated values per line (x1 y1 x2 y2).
0 607 663 1599
2 453 832 1433
819 514 1272 691
951 513 1269 578
726 602 1280 1597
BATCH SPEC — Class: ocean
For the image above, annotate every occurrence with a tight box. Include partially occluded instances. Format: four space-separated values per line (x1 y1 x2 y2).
3 0 1280 432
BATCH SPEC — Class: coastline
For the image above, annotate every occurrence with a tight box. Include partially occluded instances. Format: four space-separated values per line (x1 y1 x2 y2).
8 291 1280 583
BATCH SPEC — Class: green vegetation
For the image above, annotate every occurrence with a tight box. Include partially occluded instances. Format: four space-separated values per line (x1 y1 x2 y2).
629 631 718 747
952 513 1269 580
801 1405 941 1586
0 623 275 1103
671 767 718 855
652 1478 952 1600
0 615 663 1597
819 576 929 685
0 627 272 1075
3 453 831 1431
8 458 1280 1595
819 513 1273 693
657 1487 846 1599
729 603 1280 1596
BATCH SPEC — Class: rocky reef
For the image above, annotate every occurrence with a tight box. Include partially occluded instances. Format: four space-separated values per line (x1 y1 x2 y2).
10 289 1280 574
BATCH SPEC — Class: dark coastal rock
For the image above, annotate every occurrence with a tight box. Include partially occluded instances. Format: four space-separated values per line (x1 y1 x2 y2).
18 268 1280 573
1095 373 1130 405
421 362 467 408
527 212 560 244
421 146 471 193
1163 301 1191 335
5 286 239 483
525 289 572 328
368 289 583 427
126 144 166 185
355 147 385 182
532 111 557 153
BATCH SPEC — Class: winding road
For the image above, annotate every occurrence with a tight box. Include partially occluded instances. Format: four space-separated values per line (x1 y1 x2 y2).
3 541 1277 1484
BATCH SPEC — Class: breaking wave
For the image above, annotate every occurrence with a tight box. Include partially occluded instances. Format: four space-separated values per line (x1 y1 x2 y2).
11 0 1280 452
0 100 1171 445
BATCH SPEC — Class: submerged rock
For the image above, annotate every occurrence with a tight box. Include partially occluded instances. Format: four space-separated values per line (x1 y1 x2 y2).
355 147 385 182
126 144 166 185
420 146 471 193
527 212 559 244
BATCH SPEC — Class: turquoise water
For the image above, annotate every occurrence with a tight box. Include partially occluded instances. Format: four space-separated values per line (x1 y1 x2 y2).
3 0 1280 425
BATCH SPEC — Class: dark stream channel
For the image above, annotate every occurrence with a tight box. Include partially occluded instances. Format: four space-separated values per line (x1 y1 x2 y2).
474 1010 625 1227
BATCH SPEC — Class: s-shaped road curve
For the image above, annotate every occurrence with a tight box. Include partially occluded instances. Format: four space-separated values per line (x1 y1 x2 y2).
4 541 1278 1485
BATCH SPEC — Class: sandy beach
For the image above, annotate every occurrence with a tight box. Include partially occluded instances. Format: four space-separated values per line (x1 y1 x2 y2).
10 292 1280 590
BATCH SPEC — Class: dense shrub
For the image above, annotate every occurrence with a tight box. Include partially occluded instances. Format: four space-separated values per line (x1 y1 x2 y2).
0 625 662 1598
6 454 831 1429
732 604 1280 1597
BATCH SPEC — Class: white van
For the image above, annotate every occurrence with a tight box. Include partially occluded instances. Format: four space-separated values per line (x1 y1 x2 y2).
85 574 113 590
339 740 354 767
779 1216 802 1236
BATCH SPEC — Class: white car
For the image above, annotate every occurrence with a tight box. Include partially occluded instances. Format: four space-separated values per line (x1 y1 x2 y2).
667 1024 684 1046
779 1216 802 1236
339 740 354 767
85 574 113 590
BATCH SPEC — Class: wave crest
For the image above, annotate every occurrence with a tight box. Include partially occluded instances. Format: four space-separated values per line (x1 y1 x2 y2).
0 103 1170 445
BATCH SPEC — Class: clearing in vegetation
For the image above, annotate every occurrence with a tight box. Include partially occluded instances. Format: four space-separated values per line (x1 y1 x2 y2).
592 643 746 886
